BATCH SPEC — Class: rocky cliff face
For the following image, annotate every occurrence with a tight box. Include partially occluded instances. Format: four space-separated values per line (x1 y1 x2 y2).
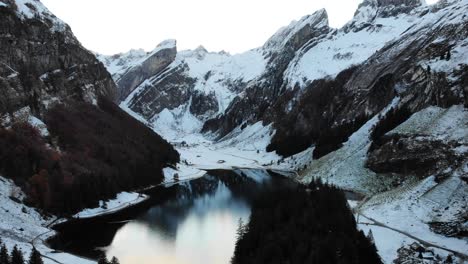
0 0 117 117
367 105 467 180
268 0 468 156
99 40 177 101
202 9 332 136
0 0 179 215
354 0 424 19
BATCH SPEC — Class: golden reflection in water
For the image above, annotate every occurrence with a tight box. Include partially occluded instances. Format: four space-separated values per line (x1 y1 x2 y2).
106 185 250 264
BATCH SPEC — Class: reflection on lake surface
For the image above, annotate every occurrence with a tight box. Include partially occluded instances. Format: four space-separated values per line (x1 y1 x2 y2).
49 170 293 264
105 181 250 264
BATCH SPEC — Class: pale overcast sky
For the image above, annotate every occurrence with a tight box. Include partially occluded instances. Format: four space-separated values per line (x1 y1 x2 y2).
41 0 439 55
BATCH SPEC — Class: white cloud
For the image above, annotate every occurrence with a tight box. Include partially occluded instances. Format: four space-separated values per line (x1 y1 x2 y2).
41 0 439 55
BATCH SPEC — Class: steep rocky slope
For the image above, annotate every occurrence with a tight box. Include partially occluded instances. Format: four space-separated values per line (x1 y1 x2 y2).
0 0 117 116
0 0 179 213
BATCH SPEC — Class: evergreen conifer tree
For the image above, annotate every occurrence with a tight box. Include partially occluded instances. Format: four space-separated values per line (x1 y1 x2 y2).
367 229 375 244
110 256 120 264
27 248 43 264
0 242 10 264
97 253 109 264
10 246 24 264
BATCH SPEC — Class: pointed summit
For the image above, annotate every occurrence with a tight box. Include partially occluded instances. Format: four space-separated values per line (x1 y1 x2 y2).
151 39 177 54
264 8 330 51
194 45 208 53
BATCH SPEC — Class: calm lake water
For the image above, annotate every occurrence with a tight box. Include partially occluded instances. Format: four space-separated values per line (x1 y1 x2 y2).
105 181 250 264
51 169 294 264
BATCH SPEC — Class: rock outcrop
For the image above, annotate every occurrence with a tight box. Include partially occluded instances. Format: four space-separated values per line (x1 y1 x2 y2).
114 40 177 100
367 105 467 179
0 0 180 215
0 0 117 116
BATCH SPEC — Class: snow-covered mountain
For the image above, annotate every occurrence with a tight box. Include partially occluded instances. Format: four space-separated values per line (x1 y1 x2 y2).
101 0 466 151
0 0 466 262
99 0 468 262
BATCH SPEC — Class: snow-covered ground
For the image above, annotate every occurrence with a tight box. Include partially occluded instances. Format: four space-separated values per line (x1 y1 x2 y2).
359 177 468 260
285 13 415 88
73 192 149 219
318 103 468 263
122 102 296 181
299 97 401 195
354 105 468 263
0 176 94 264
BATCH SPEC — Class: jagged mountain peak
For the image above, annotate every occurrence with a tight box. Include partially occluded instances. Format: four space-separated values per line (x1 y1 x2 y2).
264 8 329 51
154 39 177 50
187 45 209 59
194 45 208 53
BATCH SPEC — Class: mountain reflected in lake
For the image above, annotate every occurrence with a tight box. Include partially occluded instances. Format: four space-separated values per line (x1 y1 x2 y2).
105 181 250 264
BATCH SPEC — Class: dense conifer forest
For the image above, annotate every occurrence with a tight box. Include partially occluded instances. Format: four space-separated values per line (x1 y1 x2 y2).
231 179 382 264
0 238 43 264
370 106 412 142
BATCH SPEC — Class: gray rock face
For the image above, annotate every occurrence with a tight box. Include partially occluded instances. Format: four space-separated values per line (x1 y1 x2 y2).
126 64 196 119
355 0 424 18
103 8 331 128
203 9 331 136
367 135 465 178
190 90 219 118
0 1 117 116
116 41 177 100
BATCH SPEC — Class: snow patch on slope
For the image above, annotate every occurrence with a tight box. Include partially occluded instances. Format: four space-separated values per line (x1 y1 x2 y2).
97 39 177 82
152 104 204 144
216 122 275 152
299 97 400 194
388 105 468 143
360 175 468 263
0 176 93 264
264 9 329 51
73 192 148 219
12 0 67 32
175 48 266 114
305 103 468 263
0 107 49 137
285 14 415 88
422 38 468 77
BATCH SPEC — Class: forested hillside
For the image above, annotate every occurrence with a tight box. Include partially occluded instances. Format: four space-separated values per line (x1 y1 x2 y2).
232 179 382 264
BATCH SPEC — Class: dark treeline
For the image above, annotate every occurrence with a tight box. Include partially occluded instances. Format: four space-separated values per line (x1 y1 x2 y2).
370 106 412 142
0 99 179 214
231 179 382 264
0 238 43 264
97 253 120 264
312 115 368 159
